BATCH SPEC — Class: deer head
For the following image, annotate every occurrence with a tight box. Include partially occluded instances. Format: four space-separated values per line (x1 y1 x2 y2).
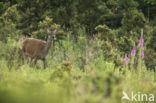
47 29 58 39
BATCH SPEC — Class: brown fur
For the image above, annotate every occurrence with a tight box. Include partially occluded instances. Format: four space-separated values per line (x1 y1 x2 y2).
22 38 47 59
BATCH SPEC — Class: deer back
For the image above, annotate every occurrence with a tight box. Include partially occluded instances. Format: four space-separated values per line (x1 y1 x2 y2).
22 38 47 58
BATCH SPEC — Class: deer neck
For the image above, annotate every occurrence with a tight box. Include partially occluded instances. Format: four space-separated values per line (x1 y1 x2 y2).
44 37 53 55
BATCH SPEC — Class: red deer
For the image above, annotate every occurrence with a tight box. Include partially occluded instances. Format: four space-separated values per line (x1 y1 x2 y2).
22 29 58 69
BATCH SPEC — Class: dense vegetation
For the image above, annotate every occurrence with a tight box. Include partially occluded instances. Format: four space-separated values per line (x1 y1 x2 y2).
0 0 156 103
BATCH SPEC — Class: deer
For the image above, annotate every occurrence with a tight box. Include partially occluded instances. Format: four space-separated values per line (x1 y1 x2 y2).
22 29 58 69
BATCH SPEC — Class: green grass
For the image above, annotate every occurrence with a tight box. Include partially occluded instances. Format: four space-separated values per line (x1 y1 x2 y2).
0 61 155 103
0 37 156 103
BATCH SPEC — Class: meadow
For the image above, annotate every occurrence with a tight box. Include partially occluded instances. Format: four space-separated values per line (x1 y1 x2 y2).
0 32 156 103
0 0 156 103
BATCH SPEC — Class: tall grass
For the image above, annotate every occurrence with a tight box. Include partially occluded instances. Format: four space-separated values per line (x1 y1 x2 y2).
0 31 156 103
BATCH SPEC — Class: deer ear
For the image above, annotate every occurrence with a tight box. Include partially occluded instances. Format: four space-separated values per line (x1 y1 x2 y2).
47 29 51 34
53 30 57 34
53 28 59 34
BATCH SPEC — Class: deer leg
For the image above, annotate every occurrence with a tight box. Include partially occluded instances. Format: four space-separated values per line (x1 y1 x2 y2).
33 58 38 67
42 58 46 69
30 57 34 67
23 54 27 65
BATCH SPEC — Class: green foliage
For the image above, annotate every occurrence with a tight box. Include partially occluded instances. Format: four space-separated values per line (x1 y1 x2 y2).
95 24 112 40
121 9 146 31
145 27 156 69
0 28 155 103
0 5 21 42
32 16 60 39
0 1 156 103
0 38 22 69
144 0 156 5
0 60 155 103
95 25 123 67
0 1 10 16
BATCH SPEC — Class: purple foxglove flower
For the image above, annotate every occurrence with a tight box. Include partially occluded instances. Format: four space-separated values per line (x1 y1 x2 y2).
138 33 144 48
131 46 136 56
141 49 144 59
124 54 129 63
